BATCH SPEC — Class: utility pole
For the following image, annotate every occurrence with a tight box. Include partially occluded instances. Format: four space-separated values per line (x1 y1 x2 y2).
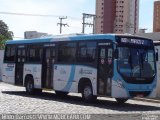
57 16 69 34
82 13 96 34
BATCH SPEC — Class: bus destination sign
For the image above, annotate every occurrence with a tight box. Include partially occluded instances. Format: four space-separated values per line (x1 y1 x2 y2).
121 38 144 45
120 38 152 46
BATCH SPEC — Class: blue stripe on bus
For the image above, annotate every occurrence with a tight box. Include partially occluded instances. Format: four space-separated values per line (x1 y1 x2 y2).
6 34 116 44
6 38 52 44
69 34 115 41
62 65 76 91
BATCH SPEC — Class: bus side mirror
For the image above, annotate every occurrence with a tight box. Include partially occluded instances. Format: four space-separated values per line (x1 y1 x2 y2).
156 52 158 61
114 49 119 59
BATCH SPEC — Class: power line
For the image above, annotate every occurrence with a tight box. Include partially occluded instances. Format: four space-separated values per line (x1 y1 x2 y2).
0 11 59 17
0 11 97 34
82 13 96 34
57 17 69 34
0 11 81 20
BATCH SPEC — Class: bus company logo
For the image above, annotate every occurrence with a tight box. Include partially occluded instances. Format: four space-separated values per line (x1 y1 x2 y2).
79 68 92 75
5 67 13 71
60 68 66 75
24 68 31 72
7 64 14 68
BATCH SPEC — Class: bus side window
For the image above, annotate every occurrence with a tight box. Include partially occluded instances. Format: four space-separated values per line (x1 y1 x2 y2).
77 42 96 64
58 42 76 63
4 45 16 63
27 45 42 63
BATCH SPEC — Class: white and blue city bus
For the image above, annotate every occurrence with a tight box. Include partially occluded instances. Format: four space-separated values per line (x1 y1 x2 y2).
2 34 157 103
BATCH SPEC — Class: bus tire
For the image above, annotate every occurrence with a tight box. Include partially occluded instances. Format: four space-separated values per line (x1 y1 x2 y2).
55 91 68 96
34 88 42 94
115 98 128 104
25 76 35 95
82 83 97 102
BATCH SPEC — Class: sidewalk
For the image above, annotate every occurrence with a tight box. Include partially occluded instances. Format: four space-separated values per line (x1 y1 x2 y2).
133 97 160 103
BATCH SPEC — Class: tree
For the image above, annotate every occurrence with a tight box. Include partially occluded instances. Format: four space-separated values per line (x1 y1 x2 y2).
0 20 13 49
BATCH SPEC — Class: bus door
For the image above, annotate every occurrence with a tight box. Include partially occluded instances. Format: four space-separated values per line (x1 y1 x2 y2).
15 45 25 86
98 43 113 96
42 45 55 89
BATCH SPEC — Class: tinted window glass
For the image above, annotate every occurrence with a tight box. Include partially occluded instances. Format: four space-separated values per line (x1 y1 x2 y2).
117 47 156 78
77 42 96 63
27 45 42 62
58 42 76 62
4 45 16 62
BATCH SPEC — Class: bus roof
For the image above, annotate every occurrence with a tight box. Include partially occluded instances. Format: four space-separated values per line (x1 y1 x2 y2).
5 34 150 45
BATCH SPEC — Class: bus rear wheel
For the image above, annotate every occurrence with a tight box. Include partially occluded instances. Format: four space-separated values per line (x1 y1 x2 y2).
115 98 128 104
82 83 97 102
25 79 34 95
55 91 68 96
25 76 35 95
34 88 42 94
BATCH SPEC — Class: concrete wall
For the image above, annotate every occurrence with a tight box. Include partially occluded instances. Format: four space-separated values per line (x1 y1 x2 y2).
0 50 4 81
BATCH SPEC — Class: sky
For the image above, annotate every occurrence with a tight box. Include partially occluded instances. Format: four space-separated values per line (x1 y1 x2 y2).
0 0 156 39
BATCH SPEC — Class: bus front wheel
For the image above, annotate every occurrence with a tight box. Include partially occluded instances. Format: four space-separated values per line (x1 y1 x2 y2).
115 98 128 104
82 83 97 102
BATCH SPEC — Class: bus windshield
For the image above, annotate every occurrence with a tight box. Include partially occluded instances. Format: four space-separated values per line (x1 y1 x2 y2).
117 47 156 78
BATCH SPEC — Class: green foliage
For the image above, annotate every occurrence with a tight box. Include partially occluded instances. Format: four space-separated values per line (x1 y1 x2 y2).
0 20 13 49
0 35 8 49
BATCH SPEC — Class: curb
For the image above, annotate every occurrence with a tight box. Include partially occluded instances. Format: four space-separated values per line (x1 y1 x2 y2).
133 97 160 103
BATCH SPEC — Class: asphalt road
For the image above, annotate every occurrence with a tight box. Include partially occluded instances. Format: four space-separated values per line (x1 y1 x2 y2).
0 82 160 120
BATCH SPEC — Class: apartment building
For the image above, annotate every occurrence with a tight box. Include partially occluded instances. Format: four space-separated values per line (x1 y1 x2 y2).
153 1 160 32
95 0 139 34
